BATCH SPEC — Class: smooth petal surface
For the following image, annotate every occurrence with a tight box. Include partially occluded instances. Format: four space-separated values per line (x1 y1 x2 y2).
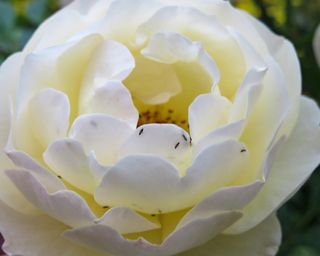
64 211 241 256
82 0 163 44
97 207 160 234
28 88 70 148
192 120 245 157
238 57 289 184
142 31 220 89
227 96 320 234
245 13 301 101
79 40 135 115
96 140 248 213
137 5 245 98
179 214 281 256
23 0 113 52
44 139 96 194
0 53 39 214
5 149 65 193
6 169 96 227
82 81 138 128
70 114 134 165
189 94 231 143
17 34 103 118
0 200 104 256
119 124 191 171
156 0 268 55
177 181 263 229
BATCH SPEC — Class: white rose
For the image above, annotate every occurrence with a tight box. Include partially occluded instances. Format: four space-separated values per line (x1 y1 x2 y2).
0 0 319 255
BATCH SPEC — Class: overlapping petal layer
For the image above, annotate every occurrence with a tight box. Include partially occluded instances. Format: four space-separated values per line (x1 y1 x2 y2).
0 0 318 255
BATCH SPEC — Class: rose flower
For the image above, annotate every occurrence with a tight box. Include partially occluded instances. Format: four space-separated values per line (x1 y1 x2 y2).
0 0 319 255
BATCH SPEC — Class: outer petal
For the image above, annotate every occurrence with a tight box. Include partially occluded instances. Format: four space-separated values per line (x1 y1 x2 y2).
44 139 96 194
64 211 241 256
69 114 134 165
0 200 105 256
5 149 65 193
244 12 301 101
0 53 38 214
6 169 96 227
237 57 289 184
96 140 248 213
156 0 269 55
177 181 263 229
179 214 281 256
70 0 163 44
28 88 70 148
227 96 320 234
17 34 103 118
24 0 113 52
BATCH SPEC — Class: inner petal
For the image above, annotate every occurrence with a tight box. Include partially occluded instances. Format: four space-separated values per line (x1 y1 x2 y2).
124 32 218 130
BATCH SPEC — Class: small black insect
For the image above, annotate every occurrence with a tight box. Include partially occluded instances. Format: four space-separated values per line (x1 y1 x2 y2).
182 134 188 142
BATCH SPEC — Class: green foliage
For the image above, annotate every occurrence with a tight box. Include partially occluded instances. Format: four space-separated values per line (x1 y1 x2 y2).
0 0 319 255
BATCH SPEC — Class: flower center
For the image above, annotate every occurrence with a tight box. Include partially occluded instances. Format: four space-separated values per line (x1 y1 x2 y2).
138 107 187 128
124 53 213 130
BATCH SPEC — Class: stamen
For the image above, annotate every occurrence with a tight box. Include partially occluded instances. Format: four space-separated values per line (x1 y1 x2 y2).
175 142 180 149
139 129 144 136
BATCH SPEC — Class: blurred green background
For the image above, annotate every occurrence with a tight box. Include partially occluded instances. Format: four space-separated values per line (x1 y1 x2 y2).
0 0 319 255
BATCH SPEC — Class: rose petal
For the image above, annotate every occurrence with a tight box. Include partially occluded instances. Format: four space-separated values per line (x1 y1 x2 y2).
44 139 96 194
245 13 301 101
79 40 135 115
119 124 191 171
63 211 241 256
142 31 220 90
177 181 263 229
24 0 113 52
97 207 160 234
0 53 39 214
70 114 134 166
6 169 96 227
226 96 320 234
17 34 103 119
78 0 164 43
0 200 103 256
137 5 245 98
189 94 231 143
5 149 65 193
81 81 138 128
178 214 281 256
192 120 245 157
236 57 289 184
28 88 70 148
158 0 268 56
96 140 248 213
